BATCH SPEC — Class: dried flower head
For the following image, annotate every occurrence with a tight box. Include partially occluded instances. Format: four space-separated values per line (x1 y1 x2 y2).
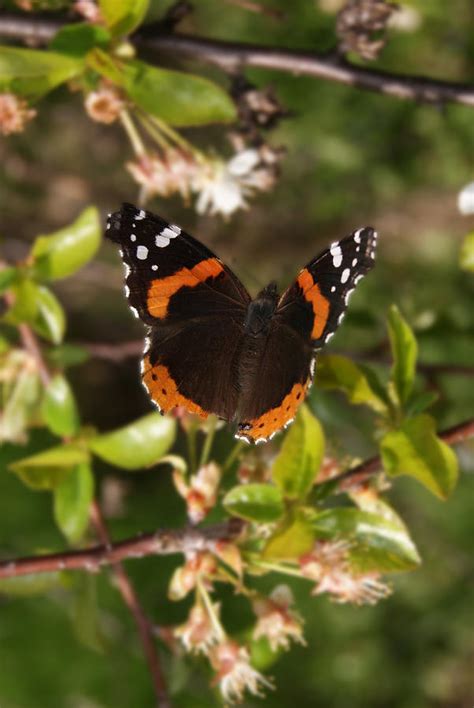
0 94 36 136
336 0 398 60
85 84 125 124
173 462 221 524
300 540 390 604
73 0 103 23
209 640 273 703
175 602 221 655
127 149 199 202
252 585 306 652
168 552 217 601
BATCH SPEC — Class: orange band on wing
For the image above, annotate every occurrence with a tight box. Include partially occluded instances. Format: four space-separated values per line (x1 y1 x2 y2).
238 380 308 443
147 258 224 319
297 269 330 339
142 356 208 418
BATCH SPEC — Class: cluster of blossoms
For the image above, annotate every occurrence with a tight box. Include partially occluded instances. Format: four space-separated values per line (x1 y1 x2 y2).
0 94 36 136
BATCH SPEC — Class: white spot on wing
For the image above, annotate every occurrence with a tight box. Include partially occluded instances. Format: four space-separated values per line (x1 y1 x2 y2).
135 209 146 220
106 222 111 230
344 288 354 305
325 331 334 343
151 264 158 271
354 229 363 243
130 306 139 319
155 234 170 248
124 284 130 297
136 245 148 260
170 224 181 234
130 233 136 242
331 285 336 293
341 267 350 284
161 226 179 240
354 274 364 284
330 241 343 268
338 312 345 325
352 258 357 267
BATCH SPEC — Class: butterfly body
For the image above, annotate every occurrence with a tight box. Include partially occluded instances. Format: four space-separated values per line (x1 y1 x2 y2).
107 203 377 443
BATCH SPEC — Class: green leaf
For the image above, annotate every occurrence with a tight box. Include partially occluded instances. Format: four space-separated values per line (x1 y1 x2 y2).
459 232 474 272
31 285 66 344
404 389 438 417
9 443 90 490
89 412 176 469
3 278 38 324
387 305 417 407
123 60 237 127
54 463 94 543
380 414 459 500
42 374 80 437
70 574 106 653
46 343 90 368
50 23 111 57
316 354 389 414
0 46 82 100
313 508 421 572
99 0 149 36
0 266 18 294
223 483 284 523
31 206 101 281
263 509 315 559
0 571 64 597
0 364 41 443
272 404 324 500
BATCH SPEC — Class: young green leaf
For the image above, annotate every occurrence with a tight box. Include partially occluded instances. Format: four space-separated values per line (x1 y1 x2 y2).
0 266 18 294
31 206 101 281
9 443 90 490
0 364 41 444
313 508 421 572
122 60 237 126
3 278 38 325
316 354 389 414
70 574 106 653
50 23 111 57
0 46 82 99
42 374 80 437
459 232 474 272
223 483 284 523
262 509 315 559
54 462 94 543
380 414 458 500
0 571 65 597
272 404 324 500
89 412 176 469
387 305 417 408
99 0 149 36
31 285 66 344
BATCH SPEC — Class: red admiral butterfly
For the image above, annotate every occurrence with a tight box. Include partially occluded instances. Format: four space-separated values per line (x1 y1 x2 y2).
107 203 377 443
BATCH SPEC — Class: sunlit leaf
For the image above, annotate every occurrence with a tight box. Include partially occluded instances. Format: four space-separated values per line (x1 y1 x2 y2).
0 266 18 294
0 364 41 443
0 46 82 99
380 414 458 499
223 483 284 523
31 207 101 281
459 232 474 272
272 404 324 500
263 509 315 559
89 412 176 469
9 443 90 490
99 0 149 36
3 278 38 324
31 285 66 344
54 463 94 544
50 23 111 57
387 305 417 407
316 354 389 414
312 508 421 572
42 374 80 437
123 60 237 126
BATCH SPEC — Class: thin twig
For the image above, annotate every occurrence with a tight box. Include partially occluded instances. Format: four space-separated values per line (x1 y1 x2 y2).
89 501 170 708
0 519 245 579
323 417 474 492
1 14 474 108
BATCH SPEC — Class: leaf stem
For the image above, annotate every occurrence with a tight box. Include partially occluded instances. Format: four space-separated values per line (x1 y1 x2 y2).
120 109 146 158
199 416 218 469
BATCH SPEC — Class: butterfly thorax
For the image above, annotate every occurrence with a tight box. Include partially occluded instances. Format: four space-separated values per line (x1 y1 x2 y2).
244 282 279 338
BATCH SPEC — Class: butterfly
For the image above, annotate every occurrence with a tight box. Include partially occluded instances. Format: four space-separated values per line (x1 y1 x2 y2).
106 203 377 443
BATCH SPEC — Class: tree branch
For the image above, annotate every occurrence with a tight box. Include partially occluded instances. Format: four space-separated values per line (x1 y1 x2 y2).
326 417 474 492
1 13 474 108
0 519 245 580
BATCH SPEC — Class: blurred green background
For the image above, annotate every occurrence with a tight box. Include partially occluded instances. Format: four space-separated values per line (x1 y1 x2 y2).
1 0 473 706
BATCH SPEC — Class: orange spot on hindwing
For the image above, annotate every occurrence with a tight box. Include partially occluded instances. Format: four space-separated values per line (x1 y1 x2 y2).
237 380 309 443
147 258 224 319
297 269 330 340
142 356 208 418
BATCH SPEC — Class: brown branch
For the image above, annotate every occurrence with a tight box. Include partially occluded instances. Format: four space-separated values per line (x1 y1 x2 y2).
89 501 170 708
1 13 474 107
325 417 474 492
0 519 245 580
